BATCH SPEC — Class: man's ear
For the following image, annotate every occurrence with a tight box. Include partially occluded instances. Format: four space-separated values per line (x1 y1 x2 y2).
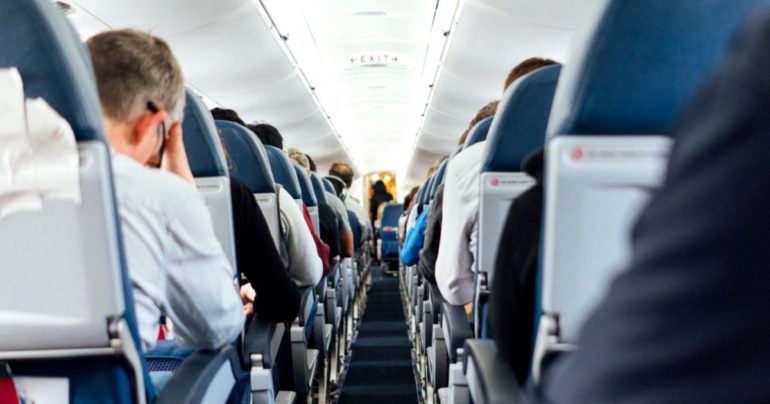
131 109 167 145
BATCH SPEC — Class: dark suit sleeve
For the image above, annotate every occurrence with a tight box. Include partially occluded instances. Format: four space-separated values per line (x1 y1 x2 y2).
230 178 300 323
544 18 770 403
318 203 341 259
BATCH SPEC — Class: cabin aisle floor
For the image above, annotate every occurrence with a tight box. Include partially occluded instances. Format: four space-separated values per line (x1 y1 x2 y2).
337 265 419 404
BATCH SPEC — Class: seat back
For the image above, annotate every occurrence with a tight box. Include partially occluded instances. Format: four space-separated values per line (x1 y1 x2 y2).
478 65 561 283
294 165 320 233
265 145 302 209
310 172 329 205
462 116 493 150
215 120 282 252
347 209 364 248
321 177 335 195
379 203 404 259
0 1 149 401
182 91 236 271
421 175 435 212
429 160 448 199
533 0 770 380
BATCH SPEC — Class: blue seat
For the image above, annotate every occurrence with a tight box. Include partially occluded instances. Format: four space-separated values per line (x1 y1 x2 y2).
309 173 329 205
265 146 302 204
0 1 238 402
294 165 320 234
531 0 770 384
378 203 404 261
474 65 561 328
215 120 283 254
321 177 335 195
181 91 236 271
463 116 494 150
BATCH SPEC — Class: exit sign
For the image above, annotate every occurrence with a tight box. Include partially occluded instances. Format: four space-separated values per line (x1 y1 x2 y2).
348 53 401 66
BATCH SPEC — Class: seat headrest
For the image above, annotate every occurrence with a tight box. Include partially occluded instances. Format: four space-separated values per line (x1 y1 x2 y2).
482 65 561 172
0 0 105 142
322 178 335 195
216 120 275 194
433 160 448 189
421 176 435 204
265 146 302 200
548 0 770 136
463 117 494 150
294 165 318 207
310 173 328 204
182 91 228 177
381 203 404 226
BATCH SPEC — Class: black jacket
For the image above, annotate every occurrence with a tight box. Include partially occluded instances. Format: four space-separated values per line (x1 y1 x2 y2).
486 150 543 385
230 178 300 323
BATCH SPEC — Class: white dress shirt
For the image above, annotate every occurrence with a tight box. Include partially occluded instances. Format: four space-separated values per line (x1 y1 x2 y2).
111 153 243 351
278 187 323 287
436 142 486 305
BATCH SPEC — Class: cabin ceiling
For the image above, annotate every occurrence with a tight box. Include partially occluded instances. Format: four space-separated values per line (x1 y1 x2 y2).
61 0 592 195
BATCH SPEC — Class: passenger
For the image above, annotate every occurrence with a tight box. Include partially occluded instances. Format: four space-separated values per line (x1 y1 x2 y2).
248 123 284 150
208 108 300 322
229 176 301 322
211 107 246 126
304 153 342 261
369 180 393 228
323 175 355 257
246 123 322 287
398 186 420 244
543 17 770 403
329 162 368 230
86 29 242 350
286 147 331 275
435 58 558 313
486 149 543 384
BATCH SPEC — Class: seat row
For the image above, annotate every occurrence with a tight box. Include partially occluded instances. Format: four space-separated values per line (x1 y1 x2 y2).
0 0 372 403
399 0 770 403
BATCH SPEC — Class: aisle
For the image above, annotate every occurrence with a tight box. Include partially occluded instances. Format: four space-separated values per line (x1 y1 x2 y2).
337 266 418 404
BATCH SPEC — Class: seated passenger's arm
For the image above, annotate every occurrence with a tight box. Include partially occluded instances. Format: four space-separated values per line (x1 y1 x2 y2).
230 179 301 323
164 197 243 350
160 121 195 185
279 189 323 287
340 231 354 257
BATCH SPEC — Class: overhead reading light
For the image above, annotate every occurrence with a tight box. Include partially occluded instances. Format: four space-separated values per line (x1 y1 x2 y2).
351 11 388 17
54 1 76 15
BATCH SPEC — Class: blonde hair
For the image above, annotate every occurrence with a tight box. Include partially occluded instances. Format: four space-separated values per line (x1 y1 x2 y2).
287 147 310 169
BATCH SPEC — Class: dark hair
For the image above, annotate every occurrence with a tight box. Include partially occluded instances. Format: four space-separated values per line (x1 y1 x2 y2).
403 186 419 208
248 123 283 149
211 108 246 125
373 180 387 195
504 57 559 91
305 154 317 172
329 162 354 188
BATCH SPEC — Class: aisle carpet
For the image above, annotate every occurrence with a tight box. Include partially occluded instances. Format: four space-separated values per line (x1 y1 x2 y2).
337 266 418 404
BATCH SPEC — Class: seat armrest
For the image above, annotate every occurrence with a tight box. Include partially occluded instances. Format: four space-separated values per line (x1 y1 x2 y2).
298 287 315 327
441 303 473 363
463 339 527 404
156 345 239 404
243 317 286 369
427 282 445 323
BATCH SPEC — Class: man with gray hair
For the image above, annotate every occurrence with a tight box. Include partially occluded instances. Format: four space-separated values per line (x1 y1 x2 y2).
87 29 242 350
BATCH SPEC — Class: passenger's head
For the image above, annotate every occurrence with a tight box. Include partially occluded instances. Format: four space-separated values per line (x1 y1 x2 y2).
504 57 559 91
288 148 310 171
458 100 499 145
248 123 283 149
329 163 354 188
305 154 317 172
211 108 245 126
87 29 185 166
372 180 387 195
